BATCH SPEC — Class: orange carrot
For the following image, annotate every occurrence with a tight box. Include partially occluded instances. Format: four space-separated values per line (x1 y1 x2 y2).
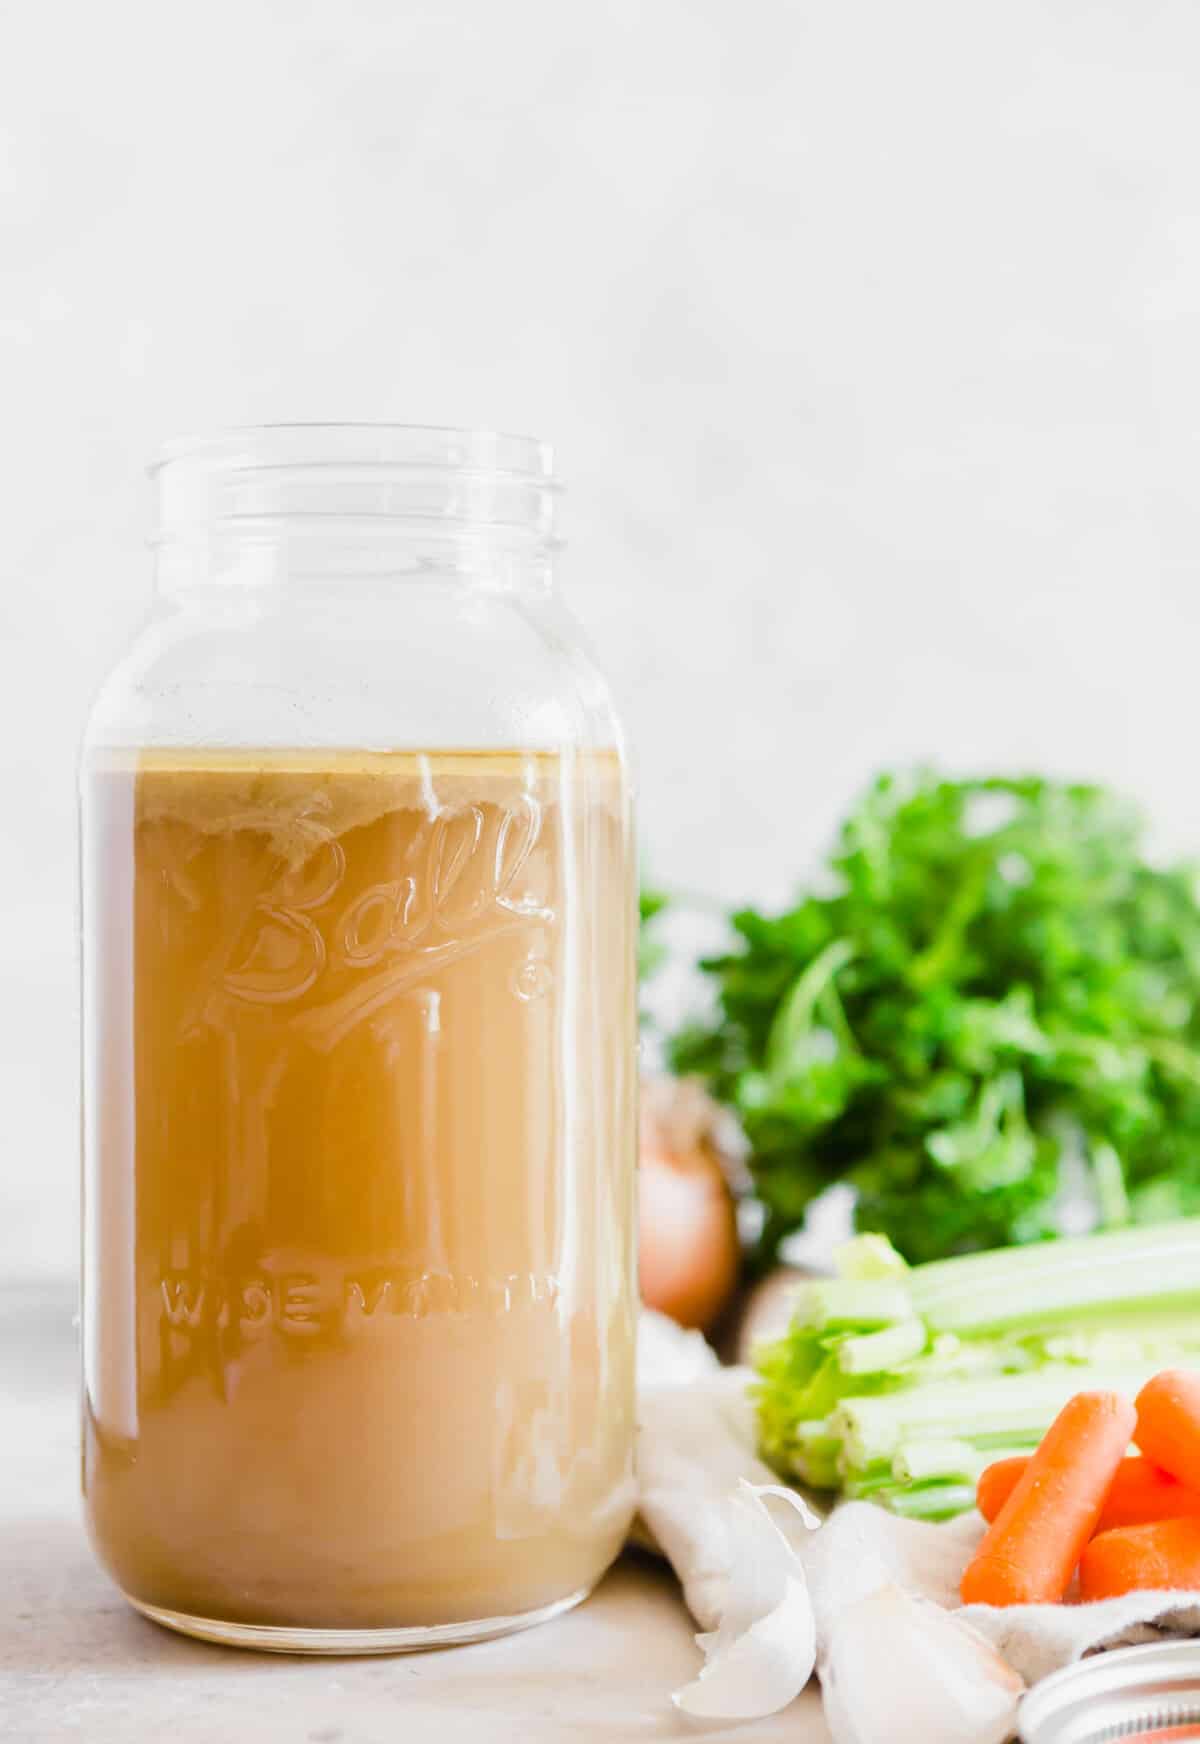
1135 1370 1200 1492
975 1457 1026 1523
977 1454 1200 1533
960 1391 1136 1607
1079 1516 1200 1601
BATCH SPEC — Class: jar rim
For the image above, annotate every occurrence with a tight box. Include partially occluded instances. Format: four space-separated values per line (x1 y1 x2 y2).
151 422 558 484
150 423 561 550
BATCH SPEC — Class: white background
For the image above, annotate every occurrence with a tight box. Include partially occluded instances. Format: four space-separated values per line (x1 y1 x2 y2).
4 0 1200 1277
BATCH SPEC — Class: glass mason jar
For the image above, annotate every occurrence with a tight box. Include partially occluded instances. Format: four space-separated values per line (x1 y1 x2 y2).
80 425 638 1653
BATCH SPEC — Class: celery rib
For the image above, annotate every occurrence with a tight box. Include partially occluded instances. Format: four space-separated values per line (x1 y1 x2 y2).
792 1278 912 1332
837 1319 926 1375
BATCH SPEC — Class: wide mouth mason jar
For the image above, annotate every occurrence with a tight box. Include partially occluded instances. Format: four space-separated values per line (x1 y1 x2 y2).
79 425 638 1653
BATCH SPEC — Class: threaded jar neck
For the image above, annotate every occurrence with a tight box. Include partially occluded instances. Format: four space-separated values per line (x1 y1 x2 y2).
151 423 560 591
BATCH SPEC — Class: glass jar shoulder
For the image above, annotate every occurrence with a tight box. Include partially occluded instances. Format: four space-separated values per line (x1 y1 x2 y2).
81 585 626 762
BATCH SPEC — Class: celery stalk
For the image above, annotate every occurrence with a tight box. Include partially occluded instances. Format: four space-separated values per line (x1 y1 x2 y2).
833 1365 1157 1471
873 1482 978 1521
793 1425 842 1488
891 1439 988 1485
837 1319 927 1375
834 1233 911 1282
791 1278 912 1331
908 1219 1200 1334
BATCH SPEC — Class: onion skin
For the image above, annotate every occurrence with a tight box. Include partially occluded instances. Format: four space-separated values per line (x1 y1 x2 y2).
638 1084 741 1331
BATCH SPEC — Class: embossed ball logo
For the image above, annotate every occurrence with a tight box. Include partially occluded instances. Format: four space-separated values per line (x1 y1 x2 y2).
170 795 557 1040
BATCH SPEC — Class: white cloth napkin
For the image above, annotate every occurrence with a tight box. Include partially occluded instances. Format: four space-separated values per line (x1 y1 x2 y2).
635 1310 1200 1740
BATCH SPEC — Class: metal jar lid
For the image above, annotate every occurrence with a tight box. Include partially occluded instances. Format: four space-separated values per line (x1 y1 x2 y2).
1019 1641 1200 1744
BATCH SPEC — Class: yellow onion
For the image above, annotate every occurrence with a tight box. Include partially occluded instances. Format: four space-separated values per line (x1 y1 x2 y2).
639 1077 741 1332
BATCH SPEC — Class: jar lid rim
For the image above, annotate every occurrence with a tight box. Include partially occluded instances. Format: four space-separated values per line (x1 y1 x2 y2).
1019 1640 1200 1743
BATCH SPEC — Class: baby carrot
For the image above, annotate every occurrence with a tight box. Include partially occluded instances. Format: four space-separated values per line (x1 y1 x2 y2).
1079 1516 1200 1602
975 1457 1026 1522
960 1391 1136 1607
1135 1371 1200 1492
977 1454 1200 1533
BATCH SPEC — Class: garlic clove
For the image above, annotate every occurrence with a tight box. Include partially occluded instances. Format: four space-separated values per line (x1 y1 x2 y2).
820 1584 1023 1744
672 1480 818 1722
673 1576 815 1721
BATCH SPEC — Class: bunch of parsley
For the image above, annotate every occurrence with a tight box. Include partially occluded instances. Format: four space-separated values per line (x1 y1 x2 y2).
670 772 1200 1263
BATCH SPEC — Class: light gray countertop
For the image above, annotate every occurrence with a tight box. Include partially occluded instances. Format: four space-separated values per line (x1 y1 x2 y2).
0 1286 829 1743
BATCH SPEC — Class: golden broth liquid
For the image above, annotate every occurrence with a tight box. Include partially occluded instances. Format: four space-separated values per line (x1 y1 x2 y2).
82 747 637 1632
